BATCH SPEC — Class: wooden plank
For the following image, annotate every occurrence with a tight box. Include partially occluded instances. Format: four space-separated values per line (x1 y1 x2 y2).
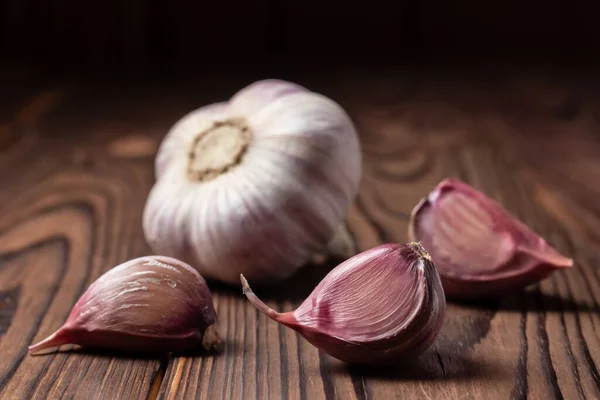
157 71 600 399
0 85 174 400
1 68 600 399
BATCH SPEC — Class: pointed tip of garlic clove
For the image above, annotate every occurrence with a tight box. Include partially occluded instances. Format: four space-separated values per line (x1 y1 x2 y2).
556 257 575 268
240 273 250 293
28 329 70 355
240 274 259 297
240 275 286 323
410 178 575 299
517 245 574 269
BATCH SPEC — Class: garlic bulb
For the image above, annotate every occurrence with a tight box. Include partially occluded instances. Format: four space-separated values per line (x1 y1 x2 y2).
241 242 446 365
143 80 362 284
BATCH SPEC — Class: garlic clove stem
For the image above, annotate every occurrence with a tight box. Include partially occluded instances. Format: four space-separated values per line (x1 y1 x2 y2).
240 274 289 323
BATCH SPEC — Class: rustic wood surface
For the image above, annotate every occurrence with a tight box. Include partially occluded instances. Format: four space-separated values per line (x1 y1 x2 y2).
1 66 599 399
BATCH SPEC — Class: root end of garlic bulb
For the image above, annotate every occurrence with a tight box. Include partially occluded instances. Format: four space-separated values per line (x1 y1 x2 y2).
408 242 432 262
187 118 252 182
201 323 223 352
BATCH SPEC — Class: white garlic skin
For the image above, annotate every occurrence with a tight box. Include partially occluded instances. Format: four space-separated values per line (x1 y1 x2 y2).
143 79 362 284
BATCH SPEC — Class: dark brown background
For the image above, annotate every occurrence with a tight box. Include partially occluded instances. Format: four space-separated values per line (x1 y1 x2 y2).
1 0 598 70
1 2 600 400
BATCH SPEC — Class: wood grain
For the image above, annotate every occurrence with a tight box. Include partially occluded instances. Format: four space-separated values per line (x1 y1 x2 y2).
1 67 600 399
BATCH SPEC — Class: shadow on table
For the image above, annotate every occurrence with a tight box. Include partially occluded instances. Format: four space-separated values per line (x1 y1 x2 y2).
30 344 222 361
207 257 343 303
449 290 600 313
328 349 505 382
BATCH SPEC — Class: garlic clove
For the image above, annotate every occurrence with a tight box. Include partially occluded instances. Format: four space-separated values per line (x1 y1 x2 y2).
409 178 574 299
143 79 362 285
29 256 221 355
241 242 446 365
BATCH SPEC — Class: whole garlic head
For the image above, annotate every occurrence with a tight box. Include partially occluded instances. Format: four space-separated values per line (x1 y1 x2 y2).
143 80 362 285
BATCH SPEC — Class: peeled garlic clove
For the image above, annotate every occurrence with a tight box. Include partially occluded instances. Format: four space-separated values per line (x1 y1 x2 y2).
409 178 574 299
143 79 362 285
29 256 221 355
241 242 446 365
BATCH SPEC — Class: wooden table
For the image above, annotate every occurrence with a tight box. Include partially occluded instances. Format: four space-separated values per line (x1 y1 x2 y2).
1 65 599 399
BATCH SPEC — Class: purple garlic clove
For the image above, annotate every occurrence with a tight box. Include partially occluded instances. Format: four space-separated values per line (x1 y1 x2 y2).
409 178 574 299
29 256 221 355
241 242 446 365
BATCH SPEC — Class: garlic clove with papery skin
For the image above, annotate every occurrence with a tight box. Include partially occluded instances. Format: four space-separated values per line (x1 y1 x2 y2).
143 79 362 285
29 256 221 355
409 178 574 299
241 242 446 365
